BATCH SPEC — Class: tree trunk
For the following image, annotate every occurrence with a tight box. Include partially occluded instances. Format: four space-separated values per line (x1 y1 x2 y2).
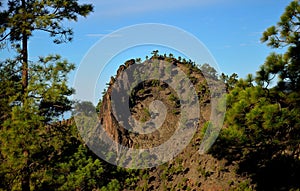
21 30 28 96
21 0 28 97
21 166 30 191
21 150 30 191
21 1 30 190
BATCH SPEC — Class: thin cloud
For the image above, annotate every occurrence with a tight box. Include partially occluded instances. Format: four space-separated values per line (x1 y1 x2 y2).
91 0 230 18
85 33 122 38
239 43 249 47
239 41 260 47
224 45 232 49
248 31 263 36
215 44 232 50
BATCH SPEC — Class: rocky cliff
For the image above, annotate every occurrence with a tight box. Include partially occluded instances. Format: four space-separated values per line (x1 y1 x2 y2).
98 55 252 190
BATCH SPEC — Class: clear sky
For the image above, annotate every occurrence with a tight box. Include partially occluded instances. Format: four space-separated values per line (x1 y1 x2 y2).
0 0 292 103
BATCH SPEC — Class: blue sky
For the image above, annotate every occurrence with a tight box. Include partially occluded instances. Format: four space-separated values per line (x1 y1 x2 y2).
0 0 291 103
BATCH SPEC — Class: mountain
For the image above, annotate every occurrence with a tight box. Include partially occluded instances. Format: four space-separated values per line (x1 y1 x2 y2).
97 54 253 190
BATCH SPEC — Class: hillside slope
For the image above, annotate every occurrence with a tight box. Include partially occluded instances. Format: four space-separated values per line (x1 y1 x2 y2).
98 55 253 190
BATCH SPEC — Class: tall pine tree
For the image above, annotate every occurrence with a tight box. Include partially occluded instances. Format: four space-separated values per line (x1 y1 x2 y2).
0 1 93 190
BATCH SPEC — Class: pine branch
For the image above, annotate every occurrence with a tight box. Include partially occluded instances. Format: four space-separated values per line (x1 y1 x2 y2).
0 32 11 42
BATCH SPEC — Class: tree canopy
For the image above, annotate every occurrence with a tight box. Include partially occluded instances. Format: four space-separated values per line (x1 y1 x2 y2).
259 0 300 91
0 0 93 96
212 1 300 189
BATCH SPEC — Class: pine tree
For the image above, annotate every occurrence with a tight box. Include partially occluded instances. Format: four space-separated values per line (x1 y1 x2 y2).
259 0 300 92
0 55 75 190
213 2 300 189
220 0 300 154
0 0 93 98
0 1 93 190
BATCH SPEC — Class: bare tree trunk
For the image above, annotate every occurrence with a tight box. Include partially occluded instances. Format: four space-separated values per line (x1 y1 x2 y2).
21 0 28 97
21 0 30 190
21 29 28 96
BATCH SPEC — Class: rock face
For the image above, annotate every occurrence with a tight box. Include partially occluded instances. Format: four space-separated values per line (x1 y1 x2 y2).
99 60 136 148
98 57 211 150
98 56 249 190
